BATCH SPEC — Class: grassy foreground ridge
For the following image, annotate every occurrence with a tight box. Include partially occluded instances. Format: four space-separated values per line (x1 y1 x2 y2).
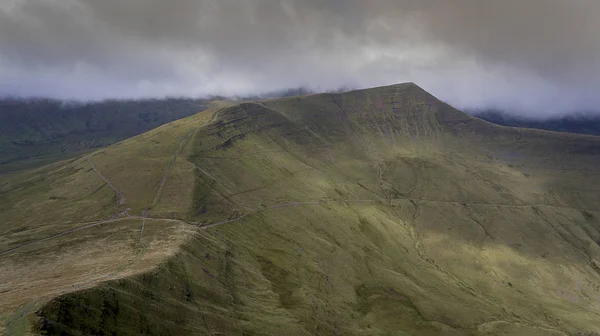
1 83 600 335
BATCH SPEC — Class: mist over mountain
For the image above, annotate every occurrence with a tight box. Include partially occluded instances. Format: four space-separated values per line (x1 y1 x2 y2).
2 1 600 334
1 0 599 116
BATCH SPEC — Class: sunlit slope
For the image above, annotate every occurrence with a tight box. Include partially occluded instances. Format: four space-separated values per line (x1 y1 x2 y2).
2 83 600 335
0 107 221 335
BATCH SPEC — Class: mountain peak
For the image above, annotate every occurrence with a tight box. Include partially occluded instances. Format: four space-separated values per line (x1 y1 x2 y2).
2 83 600 335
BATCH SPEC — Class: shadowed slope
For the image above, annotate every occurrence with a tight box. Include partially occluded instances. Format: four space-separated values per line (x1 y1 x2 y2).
2 83 600 335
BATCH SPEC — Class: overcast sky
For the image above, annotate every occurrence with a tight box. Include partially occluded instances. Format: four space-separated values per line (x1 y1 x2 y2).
1 0 599 116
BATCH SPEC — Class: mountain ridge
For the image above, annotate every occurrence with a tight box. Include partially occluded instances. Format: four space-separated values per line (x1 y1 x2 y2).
1 83 600 335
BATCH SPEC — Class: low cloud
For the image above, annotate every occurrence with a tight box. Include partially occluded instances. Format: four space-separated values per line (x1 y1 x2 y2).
1 0 599 116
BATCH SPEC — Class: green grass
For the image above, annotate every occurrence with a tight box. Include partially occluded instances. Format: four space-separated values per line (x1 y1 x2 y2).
2 83 600 335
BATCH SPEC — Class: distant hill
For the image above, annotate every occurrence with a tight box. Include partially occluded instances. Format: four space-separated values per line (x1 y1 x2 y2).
0 98 212 172
472 109 600 136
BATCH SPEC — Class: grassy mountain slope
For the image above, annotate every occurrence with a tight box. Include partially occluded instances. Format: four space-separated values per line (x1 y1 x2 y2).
1 84 600 335
0 98 213 173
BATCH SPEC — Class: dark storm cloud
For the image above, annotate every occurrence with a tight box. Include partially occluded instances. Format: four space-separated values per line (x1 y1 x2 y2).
1 0 599 115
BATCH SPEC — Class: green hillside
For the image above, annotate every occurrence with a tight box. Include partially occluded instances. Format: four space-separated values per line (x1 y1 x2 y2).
0 98 212 173
1 83 600 335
